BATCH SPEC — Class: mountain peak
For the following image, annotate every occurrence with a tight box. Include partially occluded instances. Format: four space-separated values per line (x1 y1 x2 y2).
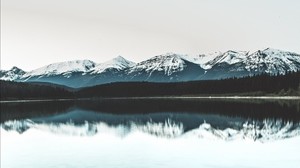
144 53 188 63
113 55 126 61
110 56 135 64
202 50 248 68
10 66 25 73
63 59 95 65
260 48 300 56
11 66 20 70
161 52 177 56
23 59 96 78
2 48 300 87
243 48 300 74
225 50 249 55
159 52 187 59
0 66 26 81
129 53 190 76
261 48 283 54
89 56 135 74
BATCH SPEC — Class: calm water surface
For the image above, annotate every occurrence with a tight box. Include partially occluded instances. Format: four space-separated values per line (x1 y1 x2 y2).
1 98 300 168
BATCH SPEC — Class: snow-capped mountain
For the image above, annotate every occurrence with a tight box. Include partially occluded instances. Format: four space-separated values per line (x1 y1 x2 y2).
89 56 135 74
22 60 96 80
125 53 205 82
1 48 300 87
195 48 300 80
243 48 300 74
16 57 136 88
0 66 26 81
128 53 188 76
204 50 249 68
15 60 97 88
82 53 205 87
81 56 136 87
183 51 223 69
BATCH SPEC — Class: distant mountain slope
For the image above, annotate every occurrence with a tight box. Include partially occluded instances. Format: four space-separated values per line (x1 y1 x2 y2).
22 60 96 79
89 56 135 74
124 53 206 82
1 48 300 88
243 48 300 74
1 71 299 100
201 48 300 80
0 67 25 81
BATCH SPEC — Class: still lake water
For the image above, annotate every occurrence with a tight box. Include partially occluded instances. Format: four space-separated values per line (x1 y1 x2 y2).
1 98 300 168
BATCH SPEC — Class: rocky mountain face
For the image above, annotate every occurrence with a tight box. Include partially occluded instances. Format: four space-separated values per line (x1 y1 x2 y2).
124 53 205 82
0 66 26 81
1 48 300 88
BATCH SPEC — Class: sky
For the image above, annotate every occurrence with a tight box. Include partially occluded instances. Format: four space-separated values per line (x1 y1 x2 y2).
1 0 300 71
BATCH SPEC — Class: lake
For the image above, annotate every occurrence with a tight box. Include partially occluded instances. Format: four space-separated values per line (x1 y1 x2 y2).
1 98 300 168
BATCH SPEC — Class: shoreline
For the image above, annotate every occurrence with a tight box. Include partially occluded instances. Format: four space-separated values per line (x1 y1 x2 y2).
1 96 300 103
106 96 300 100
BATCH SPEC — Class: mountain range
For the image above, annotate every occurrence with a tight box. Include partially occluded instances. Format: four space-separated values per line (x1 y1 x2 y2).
1 48 300 88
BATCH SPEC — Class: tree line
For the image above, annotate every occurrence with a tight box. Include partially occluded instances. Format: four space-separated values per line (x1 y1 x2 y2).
1 71 299 100
78 71 300 97
0 81 74 100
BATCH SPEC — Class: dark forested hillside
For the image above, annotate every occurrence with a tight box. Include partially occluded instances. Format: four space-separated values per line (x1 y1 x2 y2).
0 81 74 100
1 71 299 100
78 71 300 97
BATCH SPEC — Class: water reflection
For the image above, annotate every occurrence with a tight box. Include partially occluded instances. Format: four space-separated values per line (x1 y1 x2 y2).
1 98 300 141
1 98 300 123
2 99 300 168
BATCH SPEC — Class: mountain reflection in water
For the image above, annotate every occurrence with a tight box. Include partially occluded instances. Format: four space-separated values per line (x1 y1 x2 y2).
1 98 300 142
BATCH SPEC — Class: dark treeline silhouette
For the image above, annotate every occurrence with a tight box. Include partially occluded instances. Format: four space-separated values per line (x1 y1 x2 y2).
0 81 74 100
1 71 299 100
78 71 300 97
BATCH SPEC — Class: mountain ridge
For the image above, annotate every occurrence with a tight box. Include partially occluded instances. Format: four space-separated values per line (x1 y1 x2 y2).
1 48 300 88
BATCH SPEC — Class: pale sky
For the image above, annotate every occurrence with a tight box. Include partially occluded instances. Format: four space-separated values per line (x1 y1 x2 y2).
1 0 300 71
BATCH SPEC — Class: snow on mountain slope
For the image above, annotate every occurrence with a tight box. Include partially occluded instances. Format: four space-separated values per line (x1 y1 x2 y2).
244 48 300 74
89 56 135 74
128 53 191 76
183 51 223 69
22 60 96 79
203 50 249 69
191 48 300 74
2 48 300 87
0 67 26 81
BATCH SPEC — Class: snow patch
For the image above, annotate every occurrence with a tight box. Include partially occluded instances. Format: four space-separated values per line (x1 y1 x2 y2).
89 56 135 74
128 53 188 76
0 66 26 81
22 60 96 78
